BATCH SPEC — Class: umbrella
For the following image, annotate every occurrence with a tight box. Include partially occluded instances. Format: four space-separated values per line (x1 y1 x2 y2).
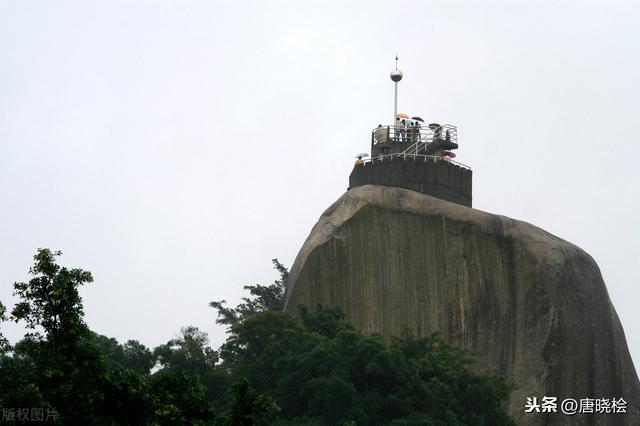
355 153 370 158
411 117 425 122
397 113 409 119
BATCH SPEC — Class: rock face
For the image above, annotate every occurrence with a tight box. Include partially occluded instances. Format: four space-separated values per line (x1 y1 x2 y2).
284 185 639 425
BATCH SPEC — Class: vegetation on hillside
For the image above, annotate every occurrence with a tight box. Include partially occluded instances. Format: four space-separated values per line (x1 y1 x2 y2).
0 249 514 425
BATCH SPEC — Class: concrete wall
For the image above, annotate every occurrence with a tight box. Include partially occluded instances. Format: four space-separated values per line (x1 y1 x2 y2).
349 158 472 207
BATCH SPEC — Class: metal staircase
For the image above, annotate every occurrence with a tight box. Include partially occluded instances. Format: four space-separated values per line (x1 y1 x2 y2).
400 124 458 157
401 132 434 156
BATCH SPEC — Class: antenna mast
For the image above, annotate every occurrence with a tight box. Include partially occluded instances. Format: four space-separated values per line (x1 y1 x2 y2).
390 54 403 128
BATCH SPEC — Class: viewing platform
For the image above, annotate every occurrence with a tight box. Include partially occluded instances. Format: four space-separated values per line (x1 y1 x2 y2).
371 123 459 158
350 123 472 207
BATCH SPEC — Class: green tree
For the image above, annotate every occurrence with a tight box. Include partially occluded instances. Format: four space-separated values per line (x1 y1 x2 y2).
11 248 93 346
217 305 514 425
0 301 10 354
4 249 105 423
2 249 223 425
93 333 155 374
122 339 155 374
101 368 155 425
150 369 218 425
153 325 229 403
0 338 51 410
210 259 288 329
154 326 218 373
222 378 280 426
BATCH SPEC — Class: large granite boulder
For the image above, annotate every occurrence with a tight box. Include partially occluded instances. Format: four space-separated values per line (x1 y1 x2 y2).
284 185 639 425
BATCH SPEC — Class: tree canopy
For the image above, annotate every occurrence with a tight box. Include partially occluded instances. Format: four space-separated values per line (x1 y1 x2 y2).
215 306 514 425
209 258 288 329
0 249 514 425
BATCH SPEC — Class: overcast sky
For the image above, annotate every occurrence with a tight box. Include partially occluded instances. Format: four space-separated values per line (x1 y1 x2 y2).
1 1 638 370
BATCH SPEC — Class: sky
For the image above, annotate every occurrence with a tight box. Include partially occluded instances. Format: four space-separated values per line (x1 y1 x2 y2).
1 1 638 371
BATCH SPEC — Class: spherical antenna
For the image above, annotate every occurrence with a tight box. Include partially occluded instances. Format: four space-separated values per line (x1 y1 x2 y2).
390 69 403 82
390 54 402 82
390 54 402 126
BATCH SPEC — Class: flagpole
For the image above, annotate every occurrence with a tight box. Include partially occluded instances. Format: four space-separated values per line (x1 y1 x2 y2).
390 54 403 133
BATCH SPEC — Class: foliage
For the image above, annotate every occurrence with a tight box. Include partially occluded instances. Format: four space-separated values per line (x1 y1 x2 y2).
219 306 515 425
11 248 93 346
154 326 218 372
153 325 229 403
0 250 226 425
3 249 103 423
210 258 288 329
2 250 514 425
149 369 218 425
221 378 281 426
0 301 10 354
93 333 155 374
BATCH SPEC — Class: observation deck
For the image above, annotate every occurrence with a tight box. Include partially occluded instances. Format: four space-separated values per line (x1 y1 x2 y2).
371 123 459 157
349 123 472 207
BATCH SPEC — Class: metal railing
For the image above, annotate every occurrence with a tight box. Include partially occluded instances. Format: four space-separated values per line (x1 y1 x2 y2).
361 151 471 170
371 124 457 147
367 123 467 169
